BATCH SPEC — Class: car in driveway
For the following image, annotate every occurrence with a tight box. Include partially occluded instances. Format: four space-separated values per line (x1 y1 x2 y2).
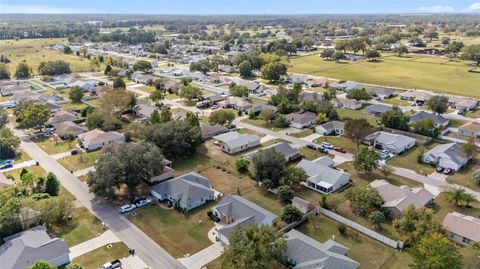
119 204 136 214
100 259 122 269
334 147 346 153
321 142 333 149
436 166 444 173
134 198 152 208
318 146 329 153
442 168 452 175
0 163 13 170
306 144 317 150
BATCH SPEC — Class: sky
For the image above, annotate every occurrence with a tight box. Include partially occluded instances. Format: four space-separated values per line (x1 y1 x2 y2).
1 0 480 14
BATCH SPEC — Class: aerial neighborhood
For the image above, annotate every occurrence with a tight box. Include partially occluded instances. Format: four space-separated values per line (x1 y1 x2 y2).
1 7 480 269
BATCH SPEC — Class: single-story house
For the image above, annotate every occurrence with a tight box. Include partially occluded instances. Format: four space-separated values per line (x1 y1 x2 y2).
70 80 96 92
0 84 29 97
364 131 416 154
422 143 470 171
408 111 449 128
244 142 301 163
370 180 434 219
315 121 345 136
399 90 432 105
47 111 77 125
285 111 317 129
291 197 314 214
332 81 362 92
0 226 70 269
218 97 253 111
365 104 393 116
297 157 350 194
10 91 41 104
212 195 277 245
365 87 397 99
458 121 480 139
301 91 323 103
202 93 227 103
212 131 260 154
133 103 157 119
162 80 181 94
443 212 480 245
148 160 175 184
150 172 215 211
332 98 362 110
247 104 277 116
91 85 112 97
172 111 188 121
78 129 126 151
52 121 86 138
200 123 228 139
345 54 363 62
131 71 156 85
448 96 478 112
285 229 359 269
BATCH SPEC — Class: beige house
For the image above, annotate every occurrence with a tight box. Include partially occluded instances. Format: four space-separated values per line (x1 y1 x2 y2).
458 121 480 139
78 129 125 151
443 212 480 245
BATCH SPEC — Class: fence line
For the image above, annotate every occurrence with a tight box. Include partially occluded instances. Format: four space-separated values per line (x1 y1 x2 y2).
319 208 404 249
279 208 318 234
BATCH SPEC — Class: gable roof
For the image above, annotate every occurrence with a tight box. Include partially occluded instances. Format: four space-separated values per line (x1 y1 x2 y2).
0 226 69 269
78 129 124 146
285 111 317 124
200 123 228 138
319 121 345 131
213 131 260 149
409 111 449 125
150 172 214 204
365 104 393 114
285 229 359 269
47 111 77 125
52 121 85 136
370 179 433 212
297 159 349 189
459 121 480 134
442 212 480 242
365 131 416 152
424 143 469 167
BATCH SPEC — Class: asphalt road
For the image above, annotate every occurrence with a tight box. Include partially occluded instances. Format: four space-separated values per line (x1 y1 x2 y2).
18 136 185 269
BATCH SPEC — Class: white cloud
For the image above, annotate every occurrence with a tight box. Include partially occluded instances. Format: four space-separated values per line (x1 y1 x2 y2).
417 5 455 13
464 2 480 12
0 4 96 14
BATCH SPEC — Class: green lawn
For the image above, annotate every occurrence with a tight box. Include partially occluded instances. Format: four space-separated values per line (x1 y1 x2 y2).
58 151 99 172
387 144 441 175
290 128 314 138
381 97 410 107
449 119 468 128
12 149 32 163
165 93 180 100
447 153 480 192
72 242 130 269
337 108 380 126
60 102 88 112
242 118 284 131
137 85 156 93
3 166 47 182
51 207 104 247
464 109 480 119
172 152 212 176
315 135 359 154
288 54 480 98
127 204 215 258
299 147 328 161
33 137 77 155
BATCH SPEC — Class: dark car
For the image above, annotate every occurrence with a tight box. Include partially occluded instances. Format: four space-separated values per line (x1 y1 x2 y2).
334 147 347 153
436 166 444 173
0 163 13 170
306 144 317 150
228 124 237 129
317 146 329 154
71 149 79 155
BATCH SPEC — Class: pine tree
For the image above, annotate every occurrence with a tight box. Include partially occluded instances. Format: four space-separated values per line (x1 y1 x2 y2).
45 172 60 196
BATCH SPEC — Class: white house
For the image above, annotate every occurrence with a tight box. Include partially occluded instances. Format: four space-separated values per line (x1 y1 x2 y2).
297 157 350 194
422 143 470 171
364 131 416 154
213 131 260 154
78 129 126 151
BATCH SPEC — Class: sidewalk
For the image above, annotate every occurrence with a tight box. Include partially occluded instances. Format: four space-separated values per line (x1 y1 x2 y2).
177 242 223 269
69 230 121 259
73 166 96 177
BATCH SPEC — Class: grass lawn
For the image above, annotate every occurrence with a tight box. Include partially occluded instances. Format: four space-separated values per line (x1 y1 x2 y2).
298 215 412 269
447 154 480 192
0 38 94 74
249 98 267 106
51 207 104 247
337 108 380 126
72 242 130 269
137 85 156 93
165 93 180 100
58 151 99 172
242 118 284 131
288 54 480 98
13 149 32 163
3 165 47 181
387 144 441 175
60 102 88 112
290 128 314 138
315 135 358 154
449 119 468 128
464 109 480 119
172 152 212 176
299 147 328 161
127 204 215 258
381 97 410 107
33 136 77 155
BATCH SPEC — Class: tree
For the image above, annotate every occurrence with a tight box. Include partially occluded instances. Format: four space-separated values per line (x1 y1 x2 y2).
260 108 276 123
261 62 287 82
113 77 126 89
178 85 203 103
40 196 73 227
0 128 20 160
424 31 439 41
393 206 444 246
344 118 373 147
332 51 346 62
379 165 393 179
90 58 100 71
461 138 477 159
320 49 335 60
0 107 8 128
365 50 380 61
463 192 477 207
15 103 50 128
220 225 286 269
238 60 252 78
277 185 294 202
353 146 381 174
15 62 32 78
346 185 384 215
427 95 449 114
66 264 84 269
0 63 10 79
368 210 386 229
87 142 164 200
145 121 203 159
302 37 314 49
229 85 249 97
104 64 112 75
393 45 409 57
150 110 161 124
412 233 463 269
190 59 211 74
69 86 84 103
281 205 303 223
235 158 250 174
38 60 71 76
335 40 349 53
316 113 328 124
29 260 56 269
273 114 289 128
45 172 60 196
381 106 408 130
346 88 371 101
132 60 152 71
160 109 172 123
461 44 480 65
150 89 165 105
85 110 105 129
209 109 235 126
411 119 441 138
251 148 286 188
445 187 469 206
283 166 307 189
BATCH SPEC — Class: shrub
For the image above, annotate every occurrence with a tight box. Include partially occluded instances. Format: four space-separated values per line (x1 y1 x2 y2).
338 224 347 235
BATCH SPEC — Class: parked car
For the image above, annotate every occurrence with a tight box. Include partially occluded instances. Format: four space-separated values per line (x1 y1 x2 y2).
321 142 333 149
100 259 122 269
436 166 444 173
0 163 13 170
134 198 152 208
306 144 317 150
318 146 329 154
334 147 346 153
211 105 219 110
119 204 136 214
71 149 79 155
228 124 237 129
442 168 452 175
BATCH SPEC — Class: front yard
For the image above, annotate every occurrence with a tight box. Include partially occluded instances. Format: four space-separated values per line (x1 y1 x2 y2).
72 242 130 269
33 136 78 155
58 151 100 172
289 128 314 138
242 118 285 131
315 135 358 154
387 143 441 175
337 108 380 127
447 154 480 193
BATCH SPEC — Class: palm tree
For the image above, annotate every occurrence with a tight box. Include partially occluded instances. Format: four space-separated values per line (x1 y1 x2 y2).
463 192 478 207
446 187 467 206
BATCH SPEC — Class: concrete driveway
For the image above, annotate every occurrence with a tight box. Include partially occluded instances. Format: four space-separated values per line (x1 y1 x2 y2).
177 242 224 269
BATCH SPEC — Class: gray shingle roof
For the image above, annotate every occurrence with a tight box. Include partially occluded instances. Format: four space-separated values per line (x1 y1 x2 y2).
370 180 433 212
285 111 317 125
319 121 345 132
424 143 469 167
150 172 214 204
409 111 449 125
443 212 480 242
245 142 300 162
297 159 349 188
213 131 260 149
0 226 69 269
365 104 393 115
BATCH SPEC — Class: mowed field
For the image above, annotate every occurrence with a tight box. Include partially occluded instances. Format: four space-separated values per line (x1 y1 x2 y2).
288 53 480 97
0 38 92 74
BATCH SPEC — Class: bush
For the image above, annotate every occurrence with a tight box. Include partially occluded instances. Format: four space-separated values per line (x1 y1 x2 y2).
235 158 250 174
338 224 347 235
31 193 51 200
277 185 294 202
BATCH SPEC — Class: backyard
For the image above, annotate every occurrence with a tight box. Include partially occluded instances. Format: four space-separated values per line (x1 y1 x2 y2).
288 54 480 98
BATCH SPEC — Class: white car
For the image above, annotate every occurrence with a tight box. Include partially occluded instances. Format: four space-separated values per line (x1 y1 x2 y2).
119 204 136 214
100 259 121 269
135 198 152 208
321 142 334 149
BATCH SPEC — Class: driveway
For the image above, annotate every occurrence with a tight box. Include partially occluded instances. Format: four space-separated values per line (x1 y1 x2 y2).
69 230 121 259
302 133 321 143
177 242 224 269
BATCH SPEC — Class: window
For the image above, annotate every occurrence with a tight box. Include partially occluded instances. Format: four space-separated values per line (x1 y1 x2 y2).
462 237 471 244
449 232 455 239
